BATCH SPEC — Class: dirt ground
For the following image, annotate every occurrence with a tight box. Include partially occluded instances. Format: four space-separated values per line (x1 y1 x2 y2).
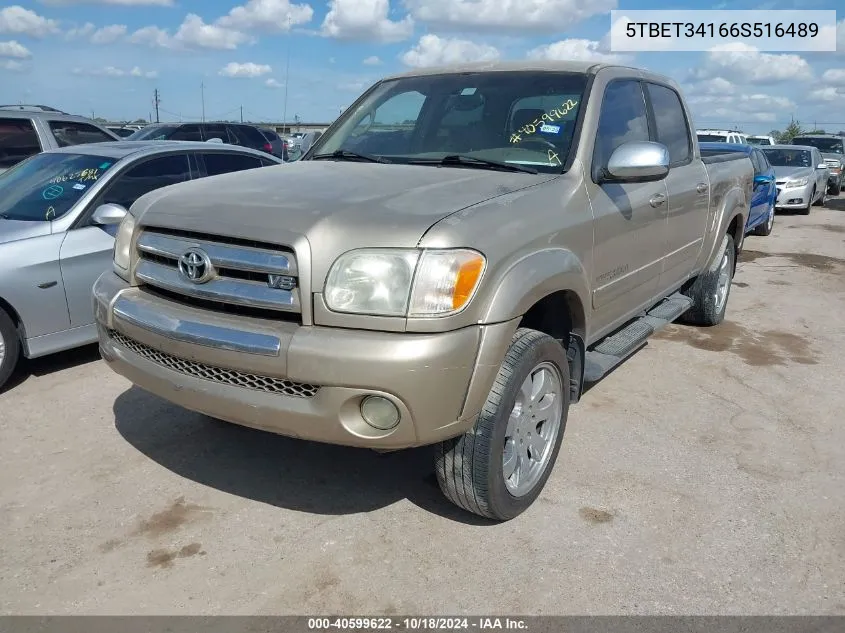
1 195 844 615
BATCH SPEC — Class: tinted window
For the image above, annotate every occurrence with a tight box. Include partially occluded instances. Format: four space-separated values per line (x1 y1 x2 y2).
749 150 761 174
230 125 267 148
0 152 115 221
758 151 771 170
698 134 729 142
102 154 191 209
0 118 41 168
170 124 203 141
49 121 115 147
793 137 844 154
127 125 179 140
761 148 812 167
646 83 691 164
594 79 650 173
202 152 262 176
202 124 228 142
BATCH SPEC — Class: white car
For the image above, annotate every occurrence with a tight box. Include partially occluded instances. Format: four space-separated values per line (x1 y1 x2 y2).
747 135 777 146
697 129 748 145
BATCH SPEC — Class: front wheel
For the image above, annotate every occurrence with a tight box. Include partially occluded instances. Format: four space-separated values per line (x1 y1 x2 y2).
680 233 736 327
0 308 21 391
435 328 570 521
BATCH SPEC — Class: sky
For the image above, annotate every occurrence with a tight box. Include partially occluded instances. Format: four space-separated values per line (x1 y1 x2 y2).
0 0 842 134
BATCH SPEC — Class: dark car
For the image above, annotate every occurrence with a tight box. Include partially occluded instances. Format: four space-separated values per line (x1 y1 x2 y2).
258 128 288 161
127 122 278 158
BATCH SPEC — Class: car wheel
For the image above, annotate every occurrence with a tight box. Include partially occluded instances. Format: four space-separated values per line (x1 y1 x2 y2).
830 181 841 196
753 201 775 236
435 328 570 521
0 307 21 391
799 189 814 215
681 233 735 327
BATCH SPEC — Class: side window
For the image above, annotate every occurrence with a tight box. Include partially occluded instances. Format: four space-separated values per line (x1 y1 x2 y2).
0 118 41 168
100 154 191 210
593 79 650 175
645 83 692 165
202 124 228 142
170 124 203 141
232 125 267 149
749 150 761 175
201 152 262 177
758 151 770 171
49 121 114 147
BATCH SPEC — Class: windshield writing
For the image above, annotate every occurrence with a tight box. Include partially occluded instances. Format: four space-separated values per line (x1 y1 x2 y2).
0 153 114 221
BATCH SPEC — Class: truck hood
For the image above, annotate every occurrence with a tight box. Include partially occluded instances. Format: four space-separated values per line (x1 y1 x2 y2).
820 153 844 165
772 166 814 181
0 218 52 245
133 160 557 287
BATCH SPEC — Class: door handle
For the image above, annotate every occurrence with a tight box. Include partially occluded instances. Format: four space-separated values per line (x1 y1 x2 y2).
696 183 708 193
649 193 666 208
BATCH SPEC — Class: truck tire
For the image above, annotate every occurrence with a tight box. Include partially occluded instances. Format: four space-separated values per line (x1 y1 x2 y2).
829 181 841 196
753 201 775 236
680 233 735 327
435 328 570 521
0 307 21 391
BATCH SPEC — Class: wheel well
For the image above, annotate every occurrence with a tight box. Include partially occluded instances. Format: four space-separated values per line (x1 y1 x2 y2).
0 296 24 341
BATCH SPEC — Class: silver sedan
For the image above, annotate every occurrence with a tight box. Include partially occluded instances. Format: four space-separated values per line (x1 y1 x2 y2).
0 140 283 389
761 145 830 214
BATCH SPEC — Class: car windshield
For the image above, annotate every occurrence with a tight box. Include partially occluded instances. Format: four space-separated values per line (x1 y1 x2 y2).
792 137 844 154
0 152 115 221
761 148 813 167
308 71 588 174
127 125 179 141
697 134 729 142
747 137 771 146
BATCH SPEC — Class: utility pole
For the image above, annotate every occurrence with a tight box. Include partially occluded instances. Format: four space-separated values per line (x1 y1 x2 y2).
153 88 160 123
240 105 243 123
282 13 291 133
201 82 205 122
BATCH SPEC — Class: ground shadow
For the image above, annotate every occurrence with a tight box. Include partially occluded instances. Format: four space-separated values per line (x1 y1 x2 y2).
1 343 102 393
113 386 497 525
825 195 845 212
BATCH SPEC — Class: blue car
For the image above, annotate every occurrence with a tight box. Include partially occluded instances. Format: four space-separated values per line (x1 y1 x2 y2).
699 142 777 236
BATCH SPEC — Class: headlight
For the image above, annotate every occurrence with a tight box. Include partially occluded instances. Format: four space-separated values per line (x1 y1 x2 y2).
112 213 136 278
324 248 486 317
785 177 809 187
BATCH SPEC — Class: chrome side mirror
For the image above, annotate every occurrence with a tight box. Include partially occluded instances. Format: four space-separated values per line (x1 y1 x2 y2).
605 141 670 182
91 203 127 226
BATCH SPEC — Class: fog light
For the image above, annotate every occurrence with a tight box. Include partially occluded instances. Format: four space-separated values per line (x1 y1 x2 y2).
360 396 400 430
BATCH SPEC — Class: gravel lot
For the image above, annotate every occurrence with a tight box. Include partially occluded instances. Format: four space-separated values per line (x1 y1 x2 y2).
2 195 844 615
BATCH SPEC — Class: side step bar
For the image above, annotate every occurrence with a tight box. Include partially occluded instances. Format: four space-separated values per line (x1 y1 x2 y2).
583 292 692 383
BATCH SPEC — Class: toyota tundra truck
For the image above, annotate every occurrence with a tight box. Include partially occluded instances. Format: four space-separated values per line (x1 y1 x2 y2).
93 61 753 521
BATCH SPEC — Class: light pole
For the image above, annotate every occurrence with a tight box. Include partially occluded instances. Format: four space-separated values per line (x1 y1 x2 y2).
201 82 205 122
282 13 291 133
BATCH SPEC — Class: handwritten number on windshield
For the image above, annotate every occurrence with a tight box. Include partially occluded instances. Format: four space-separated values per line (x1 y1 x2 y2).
510 99 579 144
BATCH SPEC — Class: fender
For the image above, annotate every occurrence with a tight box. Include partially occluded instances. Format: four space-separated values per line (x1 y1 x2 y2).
481 248 590 332
698 185 747 272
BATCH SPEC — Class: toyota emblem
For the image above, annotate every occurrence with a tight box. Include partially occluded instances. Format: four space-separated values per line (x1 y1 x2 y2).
178 248 215 284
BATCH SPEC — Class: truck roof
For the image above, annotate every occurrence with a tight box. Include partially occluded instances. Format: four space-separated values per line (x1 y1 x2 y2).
382 60 648 81
792 133 842 139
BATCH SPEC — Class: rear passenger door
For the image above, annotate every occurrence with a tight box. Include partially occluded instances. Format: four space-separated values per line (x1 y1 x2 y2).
644 81 709 293
0 117 42 171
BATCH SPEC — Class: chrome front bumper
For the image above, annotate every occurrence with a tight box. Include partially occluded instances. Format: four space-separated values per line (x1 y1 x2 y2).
94 272 517 449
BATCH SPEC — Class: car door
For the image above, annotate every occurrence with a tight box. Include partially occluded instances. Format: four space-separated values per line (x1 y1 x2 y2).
643 81 709 293
58 153 192 328
757 150 776 210
813 149 827 195
585 78 665 321
747 149 768 228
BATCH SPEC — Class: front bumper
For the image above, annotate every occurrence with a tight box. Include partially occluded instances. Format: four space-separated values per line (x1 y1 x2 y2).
774 183 813 209
94 272 517 449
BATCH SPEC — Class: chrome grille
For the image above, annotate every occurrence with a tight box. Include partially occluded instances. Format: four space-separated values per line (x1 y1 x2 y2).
135 229 300 316
110 330 319 398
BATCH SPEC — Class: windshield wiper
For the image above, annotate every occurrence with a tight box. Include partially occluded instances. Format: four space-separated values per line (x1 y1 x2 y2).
310 149 391 164
408 154 538 174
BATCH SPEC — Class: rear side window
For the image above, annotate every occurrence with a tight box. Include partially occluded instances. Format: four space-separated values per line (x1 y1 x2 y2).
758 151 771 170
230 125 267 148
646 83 691 165
101 154 191 209
203 124 228 142
749 150 762 174
593 79 650 175
0 117 41 168
48 121 115 147
201 152 262 176
170 124 203 142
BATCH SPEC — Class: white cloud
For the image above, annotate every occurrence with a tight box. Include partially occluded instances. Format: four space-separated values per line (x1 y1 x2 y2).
66 22 95 39
1 59 25 71
130 14 252 50
362 55 381 65
403 0 616 34
692 44 813 84
265 77 284 88
0 6 60 38
322 0 413 43
128 25 172 47
217 0 314 32
400 34 499 68
72 65 157 78
527 38 626 63
807 86 845 103
91 24 128 44
687 92 797 124
0 40 31 58
40 0 173 5
685 76 736 96
821 68 845 87
219 61 272 78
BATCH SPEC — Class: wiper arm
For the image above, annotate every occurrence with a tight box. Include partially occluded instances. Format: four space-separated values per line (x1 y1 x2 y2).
310 149 391 164
408 154 538 174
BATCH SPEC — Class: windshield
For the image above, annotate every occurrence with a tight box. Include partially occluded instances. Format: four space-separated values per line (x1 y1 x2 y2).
308 71 588 174
747 137 771 146
0 152 115 221
697 134 729 142
761 148 813 167
792 137 844 154
127 125 179 141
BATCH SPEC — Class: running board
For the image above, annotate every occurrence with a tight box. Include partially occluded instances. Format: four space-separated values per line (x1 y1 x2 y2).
583 292 692 383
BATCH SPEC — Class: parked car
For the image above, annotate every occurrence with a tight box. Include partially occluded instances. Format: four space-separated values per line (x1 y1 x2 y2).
760 145 830 214
746 135 776 147
697 129 748 144
0 141 283 389
107 126 137 139
258 128 288 161
93 61 753 520
699 142 777 236
127 122 277 158
0 110 119 174
791 134 844 195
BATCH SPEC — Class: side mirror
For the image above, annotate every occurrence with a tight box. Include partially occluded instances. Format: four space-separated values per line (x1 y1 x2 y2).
604 141 670 182
754 174 773 185
91 203 127 226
